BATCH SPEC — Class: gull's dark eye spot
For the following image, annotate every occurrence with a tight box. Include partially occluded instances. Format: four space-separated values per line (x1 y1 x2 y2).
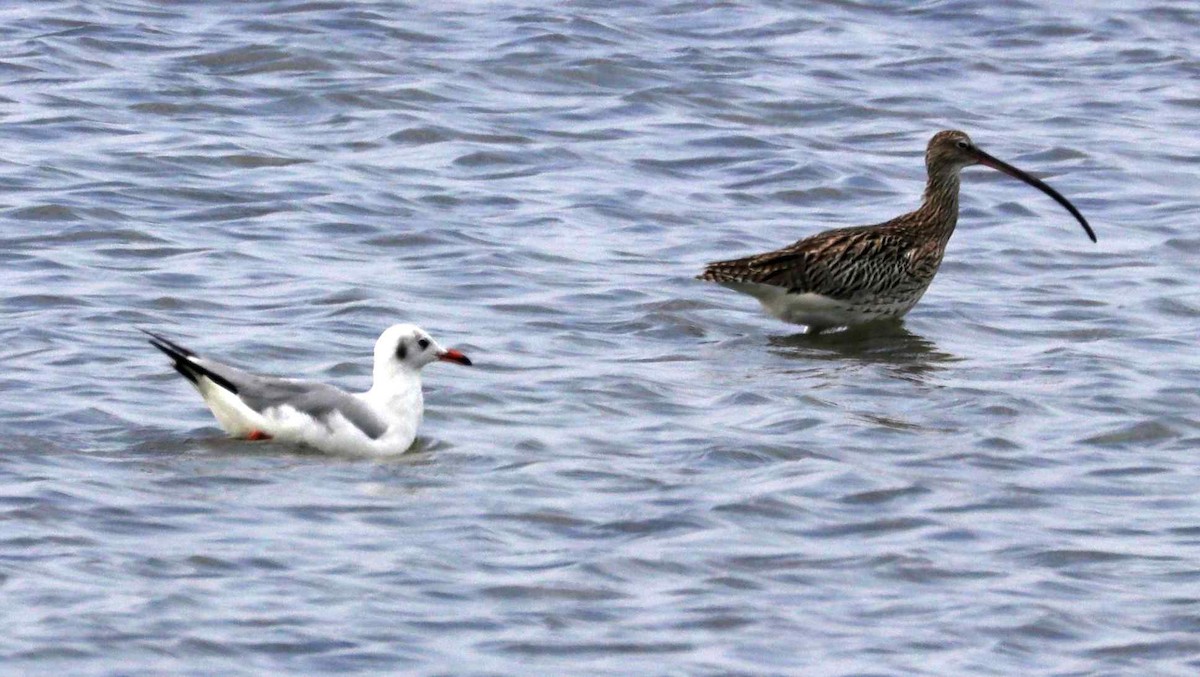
396 342 408 360
955 139 969 149
418 338 430 350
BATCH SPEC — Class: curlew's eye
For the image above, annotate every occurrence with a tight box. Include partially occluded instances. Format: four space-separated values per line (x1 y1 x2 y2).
396 342 408 360
955 139 970 149
417 338 430 350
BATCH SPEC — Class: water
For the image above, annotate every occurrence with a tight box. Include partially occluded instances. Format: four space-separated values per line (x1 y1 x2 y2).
2 1 1199 674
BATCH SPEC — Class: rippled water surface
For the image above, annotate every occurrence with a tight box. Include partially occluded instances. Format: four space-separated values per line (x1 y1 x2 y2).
3 1 1199 674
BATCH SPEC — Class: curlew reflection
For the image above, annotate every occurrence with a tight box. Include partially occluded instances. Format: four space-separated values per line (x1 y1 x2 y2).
766 320 958 382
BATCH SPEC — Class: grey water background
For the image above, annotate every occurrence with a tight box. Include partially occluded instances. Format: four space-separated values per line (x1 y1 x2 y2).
2 1 1198 674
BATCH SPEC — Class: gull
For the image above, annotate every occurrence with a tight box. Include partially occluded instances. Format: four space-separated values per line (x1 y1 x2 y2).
144 324 472 456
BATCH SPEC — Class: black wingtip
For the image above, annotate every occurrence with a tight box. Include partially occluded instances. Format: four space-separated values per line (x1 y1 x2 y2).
142 328 197 385
140 328 194 357
142 328 239 394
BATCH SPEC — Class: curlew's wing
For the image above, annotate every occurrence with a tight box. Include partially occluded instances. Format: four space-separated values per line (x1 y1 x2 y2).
698 220 932 300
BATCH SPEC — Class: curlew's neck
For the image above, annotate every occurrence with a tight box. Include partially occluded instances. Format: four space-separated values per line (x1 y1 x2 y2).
917 165 962 240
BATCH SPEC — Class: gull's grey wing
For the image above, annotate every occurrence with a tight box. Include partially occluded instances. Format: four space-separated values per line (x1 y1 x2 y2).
232 377 389 441
145 330 388 440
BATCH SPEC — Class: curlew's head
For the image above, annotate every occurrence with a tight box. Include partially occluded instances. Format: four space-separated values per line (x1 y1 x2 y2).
925 130 981 171
925 129 1096 242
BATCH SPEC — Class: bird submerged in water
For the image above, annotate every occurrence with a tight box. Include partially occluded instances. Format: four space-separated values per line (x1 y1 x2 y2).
698 130 1096 334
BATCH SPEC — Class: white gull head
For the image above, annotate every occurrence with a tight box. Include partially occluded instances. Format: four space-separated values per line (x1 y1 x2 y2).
372 323 472 387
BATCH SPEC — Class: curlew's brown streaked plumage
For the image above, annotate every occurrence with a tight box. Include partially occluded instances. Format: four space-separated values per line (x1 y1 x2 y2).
698 130 1096 334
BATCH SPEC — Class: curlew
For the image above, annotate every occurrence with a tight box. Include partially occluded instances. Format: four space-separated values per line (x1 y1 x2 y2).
698 130 1095 334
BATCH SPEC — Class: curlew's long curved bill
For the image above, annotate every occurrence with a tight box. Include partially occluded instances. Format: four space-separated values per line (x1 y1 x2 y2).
970 148 1097 243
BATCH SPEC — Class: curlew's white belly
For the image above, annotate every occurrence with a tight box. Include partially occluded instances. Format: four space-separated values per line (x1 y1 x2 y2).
719 281 926 332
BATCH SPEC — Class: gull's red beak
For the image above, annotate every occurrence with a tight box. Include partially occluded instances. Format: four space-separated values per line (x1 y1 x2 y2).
438 348 472 366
